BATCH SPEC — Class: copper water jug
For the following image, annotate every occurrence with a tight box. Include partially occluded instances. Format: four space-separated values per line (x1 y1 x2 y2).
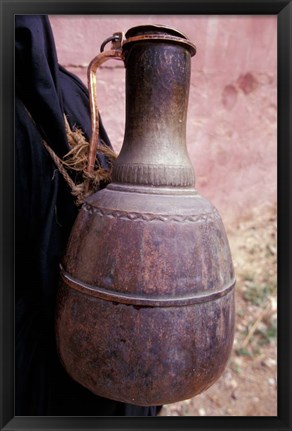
56 25 235 406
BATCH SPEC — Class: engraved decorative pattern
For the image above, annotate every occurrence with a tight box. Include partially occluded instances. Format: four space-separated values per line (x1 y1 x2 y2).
83 202 221 224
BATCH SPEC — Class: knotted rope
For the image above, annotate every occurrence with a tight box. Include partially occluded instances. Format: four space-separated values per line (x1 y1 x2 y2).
43 115 117 206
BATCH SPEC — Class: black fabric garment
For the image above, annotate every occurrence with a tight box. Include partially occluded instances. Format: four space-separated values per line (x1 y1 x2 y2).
15 15 161 417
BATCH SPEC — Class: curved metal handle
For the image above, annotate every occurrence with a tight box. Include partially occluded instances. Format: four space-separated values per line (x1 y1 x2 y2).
86 33 124 192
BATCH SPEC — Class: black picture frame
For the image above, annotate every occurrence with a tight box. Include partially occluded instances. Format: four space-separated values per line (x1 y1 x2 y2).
1 0 291 430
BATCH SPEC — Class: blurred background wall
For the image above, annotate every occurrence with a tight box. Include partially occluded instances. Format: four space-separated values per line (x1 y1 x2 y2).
49 15 277 226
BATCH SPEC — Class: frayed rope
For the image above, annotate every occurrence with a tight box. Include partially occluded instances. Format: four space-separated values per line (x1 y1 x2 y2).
43 115 117 206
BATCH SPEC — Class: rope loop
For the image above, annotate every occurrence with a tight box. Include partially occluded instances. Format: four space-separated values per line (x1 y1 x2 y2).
44 114 117 207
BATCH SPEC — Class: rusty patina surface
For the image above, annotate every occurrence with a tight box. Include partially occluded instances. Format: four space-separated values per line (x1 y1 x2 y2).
56 24 235 406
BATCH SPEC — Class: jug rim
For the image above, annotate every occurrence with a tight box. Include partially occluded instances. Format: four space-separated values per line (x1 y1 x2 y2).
125 24 188 39
124 24 196 56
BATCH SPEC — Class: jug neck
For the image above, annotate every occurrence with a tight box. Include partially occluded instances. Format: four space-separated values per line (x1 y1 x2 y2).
112 26 196 188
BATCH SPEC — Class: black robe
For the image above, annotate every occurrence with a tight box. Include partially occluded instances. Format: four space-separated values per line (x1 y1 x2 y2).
15 15 161 417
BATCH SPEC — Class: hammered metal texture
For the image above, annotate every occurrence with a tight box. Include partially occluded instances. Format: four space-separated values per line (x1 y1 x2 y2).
56 24 235 406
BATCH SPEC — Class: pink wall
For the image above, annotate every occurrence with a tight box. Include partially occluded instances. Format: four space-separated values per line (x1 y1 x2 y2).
50 15 277 225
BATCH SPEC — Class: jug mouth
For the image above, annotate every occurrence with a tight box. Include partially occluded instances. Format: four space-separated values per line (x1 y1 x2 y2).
125 24 188 39
124 24 196 56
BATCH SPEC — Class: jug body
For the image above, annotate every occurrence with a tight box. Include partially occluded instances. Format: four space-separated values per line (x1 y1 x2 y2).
56 25 235 406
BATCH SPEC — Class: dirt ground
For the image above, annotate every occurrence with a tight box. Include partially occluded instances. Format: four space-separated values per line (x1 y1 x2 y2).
159 206 277 416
